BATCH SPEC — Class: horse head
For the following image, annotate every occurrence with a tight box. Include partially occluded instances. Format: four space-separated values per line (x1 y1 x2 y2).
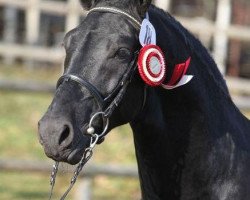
38 0 152 165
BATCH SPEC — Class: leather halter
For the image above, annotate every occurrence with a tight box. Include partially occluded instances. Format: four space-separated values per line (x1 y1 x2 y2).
56 7 144 142
57 74 105 107
49 8 144 200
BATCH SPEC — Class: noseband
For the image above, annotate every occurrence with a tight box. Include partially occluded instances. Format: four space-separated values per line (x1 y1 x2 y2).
50 8 143 200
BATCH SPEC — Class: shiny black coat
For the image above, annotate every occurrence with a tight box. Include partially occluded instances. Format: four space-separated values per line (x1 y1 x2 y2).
39 1 250 199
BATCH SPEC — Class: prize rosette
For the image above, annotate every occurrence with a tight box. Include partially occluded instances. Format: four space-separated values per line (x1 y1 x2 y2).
138 44 166 86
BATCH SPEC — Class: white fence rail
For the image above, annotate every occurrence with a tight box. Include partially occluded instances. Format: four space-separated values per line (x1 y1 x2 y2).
0 77 249 109
1 18 250 63
0 42 64 63
0 0 87 43
0 1 249 105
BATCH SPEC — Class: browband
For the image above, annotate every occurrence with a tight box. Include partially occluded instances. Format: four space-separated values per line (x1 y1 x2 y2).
88 7 142 29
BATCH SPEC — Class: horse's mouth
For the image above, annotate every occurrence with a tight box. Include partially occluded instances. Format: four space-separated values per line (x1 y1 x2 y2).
42 139 88 165
67 148 84 165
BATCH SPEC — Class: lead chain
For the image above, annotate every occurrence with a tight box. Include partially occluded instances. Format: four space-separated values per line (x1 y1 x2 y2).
49 161 59 200
59 148 93 200
48 134 99 200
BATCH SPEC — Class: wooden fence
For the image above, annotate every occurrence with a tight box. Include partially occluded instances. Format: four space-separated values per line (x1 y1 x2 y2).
0 0 250 74
0 76 249 109
0 159 138 200
0 0 249 109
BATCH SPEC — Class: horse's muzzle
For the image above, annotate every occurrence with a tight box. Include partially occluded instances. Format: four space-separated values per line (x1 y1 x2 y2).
38 116 87 165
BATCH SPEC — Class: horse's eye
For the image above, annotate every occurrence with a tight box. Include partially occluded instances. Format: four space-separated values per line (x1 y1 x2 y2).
115 48 131 59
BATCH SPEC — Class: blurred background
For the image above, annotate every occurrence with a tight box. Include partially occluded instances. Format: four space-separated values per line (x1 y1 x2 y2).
0 0 249 199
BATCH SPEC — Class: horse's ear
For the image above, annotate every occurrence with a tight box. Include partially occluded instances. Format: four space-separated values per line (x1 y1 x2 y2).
138 0 152 17
80 0 97 10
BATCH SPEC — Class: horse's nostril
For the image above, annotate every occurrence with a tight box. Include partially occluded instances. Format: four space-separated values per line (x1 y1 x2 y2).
59 125 71 146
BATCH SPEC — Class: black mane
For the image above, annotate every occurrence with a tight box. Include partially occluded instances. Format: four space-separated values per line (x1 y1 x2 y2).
149 5 229 95
147 6 250 148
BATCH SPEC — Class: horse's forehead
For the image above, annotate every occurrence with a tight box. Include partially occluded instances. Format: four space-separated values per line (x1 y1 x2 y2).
82 12 134 35
67 14 136 50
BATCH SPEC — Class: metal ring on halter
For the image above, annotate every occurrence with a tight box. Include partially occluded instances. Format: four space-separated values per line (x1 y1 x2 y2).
87 112 109 138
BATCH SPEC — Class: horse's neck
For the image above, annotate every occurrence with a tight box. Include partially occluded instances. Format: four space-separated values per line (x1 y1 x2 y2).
130 6 250 199
130 78 250 199
130 88 196 199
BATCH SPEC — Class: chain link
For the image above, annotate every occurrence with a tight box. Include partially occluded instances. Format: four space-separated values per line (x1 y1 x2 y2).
59 148 93 200
48 134 99 200
48 161 59 200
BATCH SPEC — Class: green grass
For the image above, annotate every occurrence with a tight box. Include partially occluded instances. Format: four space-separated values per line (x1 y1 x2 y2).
0 64 249 200
0 91 51 160
0 172 69 200
0 89 140 200
0 64 61 83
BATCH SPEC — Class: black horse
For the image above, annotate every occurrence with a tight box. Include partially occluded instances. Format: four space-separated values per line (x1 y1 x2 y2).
38 0 250 199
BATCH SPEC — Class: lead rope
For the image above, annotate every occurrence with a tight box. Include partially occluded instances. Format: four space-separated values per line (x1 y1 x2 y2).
48 134 99 200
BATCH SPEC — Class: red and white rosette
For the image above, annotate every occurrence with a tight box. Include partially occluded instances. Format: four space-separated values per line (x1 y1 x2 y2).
138 44 166 87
